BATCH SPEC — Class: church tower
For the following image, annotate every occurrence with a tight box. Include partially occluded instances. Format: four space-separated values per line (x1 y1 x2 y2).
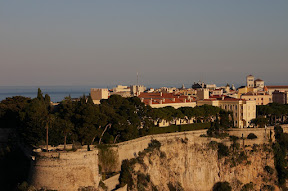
246 75 254 88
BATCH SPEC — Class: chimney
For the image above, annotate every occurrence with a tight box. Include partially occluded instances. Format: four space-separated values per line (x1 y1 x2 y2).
222 96 225 100
172 98 176 102
159 100 163 104
160 92 163 96
184 99 186 103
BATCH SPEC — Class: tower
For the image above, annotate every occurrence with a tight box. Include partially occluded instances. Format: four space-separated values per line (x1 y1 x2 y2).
246 75 254 88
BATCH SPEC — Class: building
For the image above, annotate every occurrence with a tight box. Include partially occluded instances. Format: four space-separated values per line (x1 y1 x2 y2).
247 75 255 88
138 92 196 109
272 90 288 104
246 75 265 90
266 86 288 95
196 88 209 100
130 85 146 96
241 92 272 105
90 88 109 104
197 97 256 128
138 92 256 128
112 85 130 93
254 79 265 89
211 89 223 96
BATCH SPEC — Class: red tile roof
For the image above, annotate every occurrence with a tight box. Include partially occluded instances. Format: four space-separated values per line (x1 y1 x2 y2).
266 86 288 89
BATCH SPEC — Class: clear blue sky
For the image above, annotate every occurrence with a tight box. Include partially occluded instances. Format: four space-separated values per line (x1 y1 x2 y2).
0 1 287 87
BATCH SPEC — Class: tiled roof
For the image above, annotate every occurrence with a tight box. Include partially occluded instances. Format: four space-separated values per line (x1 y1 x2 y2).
266 86 288 89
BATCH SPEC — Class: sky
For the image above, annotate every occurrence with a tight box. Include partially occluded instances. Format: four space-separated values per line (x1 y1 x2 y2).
0 1 287 87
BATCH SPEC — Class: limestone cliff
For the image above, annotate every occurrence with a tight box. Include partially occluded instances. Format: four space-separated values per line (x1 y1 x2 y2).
126 138 278 191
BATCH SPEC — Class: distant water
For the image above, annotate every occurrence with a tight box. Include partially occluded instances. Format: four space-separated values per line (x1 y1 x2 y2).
0 86 99 103
0 83 246 103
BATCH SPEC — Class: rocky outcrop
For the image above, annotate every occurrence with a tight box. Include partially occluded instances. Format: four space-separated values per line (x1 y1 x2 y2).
128 138 278 191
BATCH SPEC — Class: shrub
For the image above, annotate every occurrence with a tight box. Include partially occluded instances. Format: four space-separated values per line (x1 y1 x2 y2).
118 159 134 189
99 180 108 191
264 165 274 175
218 143 229 159
160 151 166 159
97 145 118 173
167 182 184 191
247 133 257 139
147 139 161 151
240 182 254 191
208 141 218 150
261 184 275 191
213 182 232 191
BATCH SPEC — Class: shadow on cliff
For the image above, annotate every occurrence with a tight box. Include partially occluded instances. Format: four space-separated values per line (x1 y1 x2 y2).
0 144 31 190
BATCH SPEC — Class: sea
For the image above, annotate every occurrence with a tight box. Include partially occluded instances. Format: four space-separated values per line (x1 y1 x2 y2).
0 83 244 103
0 86 96 103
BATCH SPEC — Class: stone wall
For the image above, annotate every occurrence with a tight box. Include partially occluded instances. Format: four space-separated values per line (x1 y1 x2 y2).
30 149 100 191
112 125 288 171
30 125 288 190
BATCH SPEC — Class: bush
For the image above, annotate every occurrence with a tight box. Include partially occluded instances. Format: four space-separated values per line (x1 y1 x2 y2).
213 182 232 191
240 182 254 191
208 141 218 150
147 139 161 151
264 165 274 175
167 182 184 191
218 143 229 159
97 145 118 173
118 159 134 189
247 133 257 139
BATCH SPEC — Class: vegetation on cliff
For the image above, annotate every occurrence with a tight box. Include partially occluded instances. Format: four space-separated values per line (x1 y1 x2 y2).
273 125 288 187
118 139 162 190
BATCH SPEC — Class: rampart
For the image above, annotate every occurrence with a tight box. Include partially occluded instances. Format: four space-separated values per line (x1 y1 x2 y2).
30 149 99 191
29 125 288 190
112 125 288 171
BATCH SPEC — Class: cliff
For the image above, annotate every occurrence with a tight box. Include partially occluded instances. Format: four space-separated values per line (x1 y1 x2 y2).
125 138 278 191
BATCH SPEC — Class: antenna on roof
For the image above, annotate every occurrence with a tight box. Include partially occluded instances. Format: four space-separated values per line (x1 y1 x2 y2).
137 72 139 86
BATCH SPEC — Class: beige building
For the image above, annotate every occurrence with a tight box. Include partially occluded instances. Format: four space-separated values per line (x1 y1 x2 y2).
139 92 256 128
196 88 209 100
112 85 130 93
197 97 256 128
246 75 265 90
90 88 109 104
241 92 272 105
130 85 146 96
247 75 255 88
254 79 265 89
211 89 223 96
266 86 288 95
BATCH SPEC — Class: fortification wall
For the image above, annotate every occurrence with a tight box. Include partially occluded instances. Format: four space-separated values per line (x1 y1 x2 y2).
30 125 288 190
113 125 288 171
30 149 99 191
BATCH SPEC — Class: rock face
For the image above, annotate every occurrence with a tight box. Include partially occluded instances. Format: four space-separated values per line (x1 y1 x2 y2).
130 138 277 191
